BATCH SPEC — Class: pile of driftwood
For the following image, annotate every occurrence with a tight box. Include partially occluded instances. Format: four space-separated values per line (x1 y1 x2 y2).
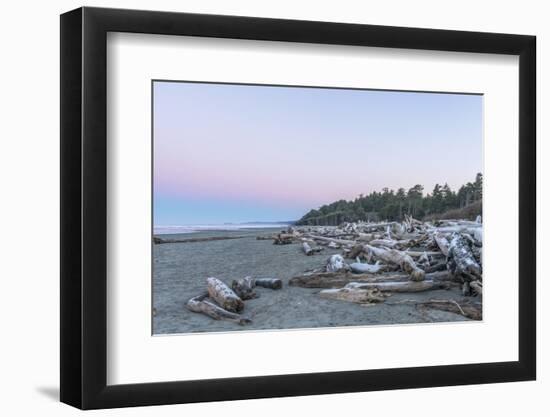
186 276 282 325
282 215 483 319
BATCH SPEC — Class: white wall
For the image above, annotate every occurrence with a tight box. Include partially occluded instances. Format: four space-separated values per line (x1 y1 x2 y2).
0 0 545 415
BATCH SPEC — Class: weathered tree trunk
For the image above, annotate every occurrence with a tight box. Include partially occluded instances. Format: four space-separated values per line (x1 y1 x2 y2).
319 287 387 304
206 277 244 312
186 293 251 325
365 245 425 281
433 233 450 257
345 280 442 292
254 278 283 289
325 254 349 272
403 250 442 258
305 235 357 246
289 270 452 288
447 233 482 280
231 276 257 300
273 233 293 245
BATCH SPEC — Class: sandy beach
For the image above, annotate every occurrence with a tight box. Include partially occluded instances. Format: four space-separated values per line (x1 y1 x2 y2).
153 227 476 335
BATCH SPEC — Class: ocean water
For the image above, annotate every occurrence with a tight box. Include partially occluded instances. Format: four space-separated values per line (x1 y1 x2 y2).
154 223 292 235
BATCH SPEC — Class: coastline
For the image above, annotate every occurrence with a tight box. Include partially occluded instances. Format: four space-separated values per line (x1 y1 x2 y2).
153 227 474 335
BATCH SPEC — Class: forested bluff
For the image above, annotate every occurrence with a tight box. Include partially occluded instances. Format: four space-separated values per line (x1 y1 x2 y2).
295 173 483 226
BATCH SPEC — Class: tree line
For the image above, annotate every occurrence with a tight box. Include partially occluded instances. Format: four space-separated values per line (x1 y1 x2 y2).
296 173 483 226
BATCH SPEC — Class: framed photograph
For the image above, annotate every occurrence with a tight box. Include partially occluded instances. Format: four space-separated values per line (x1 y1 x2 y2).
60 6 536 409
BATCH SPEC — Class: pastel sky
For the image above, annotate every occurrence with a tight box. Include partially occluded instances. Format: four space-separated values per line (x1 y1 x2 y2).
153 81 482 225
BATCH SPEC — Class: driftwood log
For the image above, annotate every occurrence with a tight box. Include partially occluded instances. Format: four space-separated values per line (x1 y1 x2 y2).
349 259 382 274
447 233 482 280
319 287 387 304
302 242 314 255
289 270 452 288
231 277 283 298
345 280 444 293
306 235 357 246
273 233 293 245
325 254 349 272
368 238 410 249
186 293 251 325
254 278 283 289
365 245 425 281
206 277 244 312
302 242 323 256
154 235 245 244
231 276 257 300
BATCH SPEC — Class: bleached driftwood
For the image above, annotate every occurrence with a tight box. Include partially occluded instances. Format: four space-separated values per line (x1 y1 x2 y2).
231 276 257 300
368 238 410 249
349 258 382 274
472 227 483 244
404 250 442 258
325 254 349 272
433 233 450 257
447 233 482 280
273 233 293 245
206 277 244 312
186 293 251 325
302 242 314 255
289 270 452 289
345 280 443 293
365 245 425 281
346 244 366 260
302 241 323 256
432 225 481 235
231 276 283 298
357 233 377 242
417 251 431 268
306 235 357 246
363 221 398 231
319 287 387 304
254 278 283 289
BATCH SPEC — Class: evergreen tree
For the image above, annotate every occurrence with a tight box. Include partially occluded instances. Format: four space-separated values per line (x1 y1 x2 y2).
295 173 482 225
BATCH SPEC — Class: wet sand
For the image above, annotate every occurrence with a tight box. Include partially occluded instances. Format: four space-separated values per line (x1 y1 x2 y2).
153 228 476 335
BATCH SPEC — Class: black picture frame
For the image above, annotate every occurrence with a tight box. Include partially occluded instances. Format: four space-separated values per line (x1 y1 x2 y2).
60 6 536 410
